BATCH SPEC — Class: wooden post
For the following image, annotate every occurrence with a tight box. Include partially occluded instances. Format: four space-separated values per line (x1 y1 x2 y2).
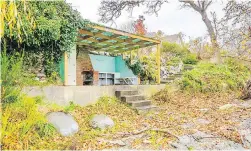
156 44 161 84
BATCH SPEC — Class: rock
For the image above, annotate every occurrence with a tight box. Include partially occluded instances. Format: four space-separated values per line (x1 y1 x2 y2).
90 114 114 129
219 104 236 110
143 140 151 144
171 131 244 150
239 118 251 148
181 123 195 129
47 112 79 136
196 108 209 112
239 100 251 109
196 118 210 125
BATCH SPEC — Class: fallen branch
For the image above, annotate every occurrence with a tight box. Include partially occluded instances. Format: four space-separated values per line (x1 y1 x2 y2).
108 127 178 140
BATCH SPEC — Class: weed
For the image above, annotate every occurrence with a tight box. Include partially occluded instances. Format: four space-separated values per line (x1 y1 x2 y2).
64 101 77 113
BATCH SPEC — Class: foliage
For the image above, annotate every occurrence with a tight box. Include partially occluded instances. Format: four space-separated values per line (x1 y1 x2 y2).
2 1 92 76
125 52 157 83
179 59 250 92
1 47 24 104
0 0 35 41
1 96 56 150
182 53 199 65
161 41 189 57
1 46 60 105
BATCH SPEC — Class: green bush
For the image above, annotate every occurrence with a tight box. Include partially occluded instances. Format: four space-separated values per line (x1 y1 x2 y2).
180 60 250 92
161 41 189 57
182 53 198 65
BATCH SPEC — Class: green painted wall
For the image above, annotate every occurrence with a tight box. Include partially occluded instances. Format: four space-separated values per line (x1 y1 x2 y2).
89 54 115 72
115 56 136 78
89 54 136 78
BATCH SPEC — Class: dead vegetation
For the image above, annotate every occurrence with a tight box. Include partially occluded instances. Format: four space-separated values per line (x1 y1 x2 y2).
42 90 250 150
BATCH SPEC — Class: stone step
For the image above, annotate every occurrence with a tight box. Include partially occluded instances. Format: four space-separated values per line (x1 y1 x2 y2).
173 73 183 77
127 100 151 107
183 66 194 71
115 90 138 98
121 95 145 102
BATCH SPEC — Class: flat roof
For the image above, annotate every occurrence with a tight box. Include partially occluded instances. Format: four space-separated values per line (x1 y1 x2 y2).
77 25 160 53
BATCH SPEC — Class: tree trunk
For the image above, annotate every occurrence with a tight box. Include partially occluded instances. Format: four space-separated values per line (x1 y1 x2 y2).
200 11 221 63
241 77 251 100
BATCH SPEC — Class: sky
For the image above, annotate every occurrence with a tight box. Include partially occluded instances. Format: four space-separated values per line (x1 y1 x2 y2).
67 0 226 41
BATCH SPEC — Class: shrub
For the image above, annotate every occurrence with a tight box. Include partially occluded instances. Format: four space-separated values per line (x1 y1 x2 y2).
161 41 189 57
1 49 25 104
125 53 157 83
1 96 56 150
179 60 250 92
182 53 198 65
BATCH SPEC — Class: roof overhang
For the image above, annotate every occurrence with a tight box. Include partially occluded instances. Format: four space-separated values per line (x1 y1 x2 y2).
77 25 160 53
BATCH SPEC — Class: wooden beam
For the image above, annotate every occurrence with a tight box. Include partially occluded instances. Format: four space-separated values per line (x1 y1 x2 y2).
93 25 161 44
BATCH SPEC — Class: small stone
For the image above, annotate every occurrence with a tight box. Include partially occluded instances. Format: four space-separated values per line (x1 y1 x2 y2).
143 140 151 144
90 114 114 130
196 118 210 125
196 108 209 112
219 104 236 110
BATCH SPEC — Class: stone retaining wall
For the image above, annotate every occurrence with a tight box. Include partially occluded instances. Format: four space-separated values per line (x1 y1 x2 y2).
24 85 165 106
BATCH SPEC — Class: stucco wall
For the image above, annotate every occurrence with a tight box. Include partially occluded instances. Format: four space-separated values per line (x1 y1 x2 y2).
24 85 165 106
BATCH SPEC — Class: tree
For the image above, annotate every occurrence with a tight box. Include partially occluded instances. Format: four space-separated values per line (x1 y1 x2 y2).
218 0 251 59
134 15 147 35
98 0 221 63
221 0 251 99
120 19 136 33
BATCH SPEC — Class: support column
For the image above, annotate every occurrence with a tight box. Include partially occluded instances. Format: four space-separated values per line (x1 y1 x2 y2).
64 44 77 86
156 44 161 84
64 51 68 85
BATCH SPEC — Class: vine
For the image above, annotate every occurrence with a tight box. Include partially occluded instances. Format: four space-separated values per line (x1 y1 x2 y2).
1 1 93 76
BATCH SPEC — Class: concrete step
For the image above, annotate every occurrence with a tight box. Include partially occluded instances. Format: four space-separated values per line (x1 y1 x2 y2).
115 90 138 98
127 100 151 107
121 95 145 102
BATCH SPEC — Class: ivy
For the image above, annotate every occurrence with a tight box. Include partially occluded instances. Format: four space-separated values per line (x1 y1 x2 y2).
1 1 93 76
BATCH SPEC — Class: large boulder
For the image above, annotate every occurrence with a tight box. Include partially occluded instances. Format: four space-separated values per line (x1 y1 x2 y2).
90 114 114 130
47 112 79 136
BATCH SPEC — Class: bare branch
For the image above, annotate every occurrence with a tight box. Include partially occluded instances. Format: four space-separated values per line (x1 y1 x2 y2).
98 0 168 23
205 0 213 10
